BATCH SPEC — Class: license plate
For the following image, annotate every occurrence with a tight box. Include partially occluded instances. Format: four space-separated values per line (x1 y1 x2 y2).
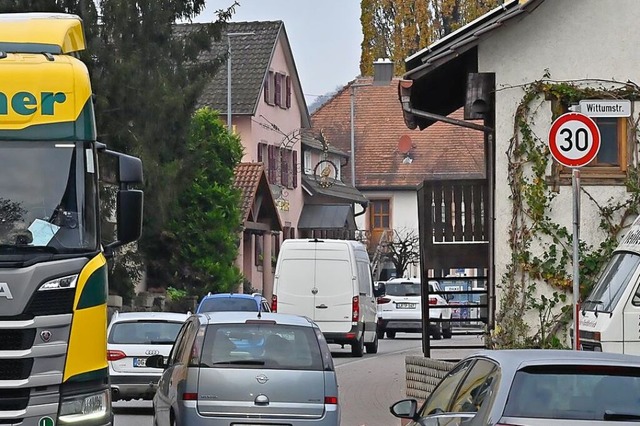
133 357 147 367
396 303 416 309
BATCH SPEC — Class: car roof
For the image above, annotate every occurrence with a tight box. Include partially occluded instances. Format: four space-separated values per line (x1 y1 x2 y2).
471 349 640 373
197 311 316 327
201 293 260 300
109 311 189 324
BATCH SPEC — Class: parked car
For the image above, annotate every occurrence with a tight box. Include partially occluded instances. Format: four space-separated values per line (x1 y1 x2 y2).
107 311 189 401
391 349 640 425
148 311 340 425
376 278 452 340
196 292 271 313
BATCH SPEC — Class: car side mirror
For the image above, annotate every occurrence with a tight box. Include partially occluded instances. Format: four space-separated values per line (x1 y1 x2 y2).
145 354 167 369
390 398 419 420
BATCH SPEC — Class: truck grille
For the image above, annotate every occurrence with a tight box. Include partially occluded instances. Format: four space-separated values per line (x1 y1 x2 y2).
0 329 36 351
0 359 33 380
0 389 29 411
26 288 75 316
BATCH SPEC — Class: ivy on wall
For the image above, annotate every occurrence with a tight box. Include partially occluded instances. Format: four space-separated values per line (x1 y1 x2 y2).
489 74 640 348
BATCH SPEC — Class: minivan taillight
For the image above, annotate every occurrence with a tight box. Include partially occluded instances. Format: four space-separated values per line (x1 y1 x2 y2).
429 297 438 305
377 297 391 304
271 294 277 312
107 350 126 361
352 296 359 321
324 396 338 404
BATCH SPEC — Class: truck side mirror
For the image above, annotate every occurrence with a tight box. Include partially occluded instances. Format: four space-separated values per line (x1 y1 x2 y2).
116 189 143 244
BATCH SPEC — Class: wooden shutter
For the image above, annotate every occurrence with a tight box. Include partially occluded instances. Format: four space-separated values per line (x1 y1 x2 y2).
292 150 298 188
286 75 291 108
268 144 276 183
257 142 264 163
274 73 282 106
281 147 289 187
264 76 270 104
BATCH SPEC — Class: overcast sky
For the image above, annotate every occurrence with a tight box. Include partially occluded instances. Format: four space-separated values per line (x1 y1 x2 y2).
200 1 362 105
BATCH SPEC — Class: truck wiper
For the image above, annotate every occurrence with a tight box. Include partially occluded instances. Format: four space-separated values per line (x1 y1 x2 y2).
0 244 59 254
581 299 603 317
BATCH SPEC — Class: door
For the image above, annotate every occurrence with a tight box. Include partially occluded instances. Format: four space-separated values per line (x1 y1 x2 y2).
356 257 377 341
274 256 317 318
312 246 354 333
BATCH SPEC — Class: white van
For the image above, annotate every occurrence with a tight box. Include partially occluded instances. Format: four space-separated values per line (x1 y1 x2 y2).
272 238 378 357
579 215 640 353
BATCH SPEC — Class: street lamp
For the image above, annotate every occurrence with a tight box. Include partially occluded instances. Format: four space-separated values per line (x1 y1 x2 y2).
350 58 394 186
227 32 254 131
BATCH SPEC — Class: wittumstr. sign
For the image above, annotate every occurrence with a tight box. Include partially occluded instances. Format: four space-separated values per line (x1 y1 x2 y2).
576 99 631 117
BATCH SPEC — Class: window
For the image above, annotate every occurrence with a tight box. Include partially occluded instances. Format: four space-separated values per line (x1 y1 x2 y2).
418 360 474 416
304 151 312 174
274 73 282 106
257 142 267 163
450 360 498 415
264 71 292 109
370 200 390 229
254 234 263 267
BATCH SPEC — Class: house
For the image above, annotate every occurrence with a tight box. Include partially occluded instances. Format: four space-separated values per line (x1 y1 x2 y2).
310 77 485 278
187 21 365 297
399 0 639 345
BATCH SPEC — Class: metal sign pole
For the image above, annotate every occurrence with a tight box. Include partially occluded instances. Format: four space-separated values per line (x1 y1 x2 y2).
572 168 581 350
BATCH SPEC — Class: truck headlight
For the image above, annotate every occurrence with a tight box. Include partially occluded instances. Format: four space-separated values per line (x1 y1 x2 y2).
59 389 110 424
40 274 78 291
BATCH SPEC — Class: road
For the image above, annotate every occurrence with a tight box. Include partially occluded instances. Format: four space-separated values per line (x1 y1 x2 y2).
113 332 484 426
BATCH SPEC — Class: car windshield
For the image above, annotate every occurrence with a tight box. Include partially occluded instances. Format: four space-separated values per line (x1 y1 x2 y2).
198 297 258 312
0 141 98 254
582 252 640 313
199 323 323 371
386 282 421 296
503 365 640 420
108 320 183 344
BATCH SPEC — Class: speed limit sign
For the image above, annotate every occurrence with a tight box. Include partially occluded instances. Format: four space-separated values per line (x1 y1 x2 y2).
548 112 601 168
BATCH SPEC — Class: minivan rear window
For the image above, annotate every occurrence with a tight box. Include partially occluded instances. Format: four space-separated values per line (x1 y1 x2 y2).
198 298 258 312
199 323 323 371
108 320 183 345
503 365 640 420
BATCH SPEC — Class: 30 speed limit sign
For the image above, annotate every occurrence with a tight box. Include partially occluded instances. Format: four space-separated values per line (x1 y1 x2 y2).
548 112 601 167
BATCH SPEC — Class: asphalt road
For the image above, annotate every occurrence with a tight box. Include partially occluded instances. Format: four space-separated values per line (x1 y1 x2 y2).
113 332 485 426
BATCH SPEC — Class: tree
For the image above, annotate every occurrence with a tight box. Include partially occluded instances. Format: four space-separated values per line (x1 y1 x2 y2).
168 108 244 298
382 228 420 278
360 0 501 76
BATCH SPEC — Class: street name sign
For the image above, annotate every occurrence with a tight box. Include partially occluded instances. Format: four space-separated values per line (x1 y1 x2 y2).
578 99 631 117
548 112 601 168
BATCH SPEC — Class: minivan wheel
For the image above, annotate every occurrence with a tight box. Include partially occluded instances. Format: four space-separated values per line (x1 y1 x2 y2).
386 330 396 339
365 331 379 354
351 336 364 357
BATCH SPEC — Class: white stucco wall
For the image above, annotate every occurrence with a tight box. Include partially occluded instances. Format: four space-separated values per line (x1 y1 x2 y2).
477 0 640 321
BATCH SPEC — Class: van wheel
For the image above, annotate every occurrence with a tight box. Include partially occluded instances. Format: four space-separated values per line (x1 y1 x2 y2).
351 336 364 357
443 322 453 339
386 331 396 339
432 319 443 340
365 331 379 354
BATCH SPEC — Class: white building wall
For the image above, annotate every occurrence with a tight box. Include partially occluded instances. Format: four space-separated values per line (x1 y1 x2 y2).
477 0 639 318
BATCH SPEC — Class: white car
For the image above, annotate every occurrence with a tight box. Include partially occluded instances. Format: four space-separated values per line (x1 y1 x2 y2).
376 278 452 339
107 311 189 401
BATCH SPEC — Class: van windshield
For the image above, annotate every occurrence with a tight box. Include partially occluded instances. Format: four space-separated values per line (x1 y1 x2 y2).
583 252 640 313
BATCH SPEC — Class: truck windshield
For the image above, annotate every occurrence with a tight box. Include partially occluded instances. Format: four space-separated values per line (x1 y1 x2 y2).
0 141 98 254
583 252 640 313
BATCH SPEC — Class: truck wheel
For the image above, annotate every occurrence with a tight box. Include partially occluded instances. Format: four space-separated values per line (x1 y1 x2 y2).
386 330 396 339
351 336 364 357
365 331 379 354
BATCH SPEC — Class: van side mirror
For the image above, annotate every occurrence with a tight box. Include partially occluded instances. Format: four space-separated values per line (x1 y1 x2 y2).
145 354 166 369
373 282 386 298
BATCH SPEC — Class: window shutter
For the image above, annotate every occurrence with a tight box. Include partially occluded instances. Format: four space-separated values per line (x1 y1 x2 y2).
286 75 291 108
264 76 270 104
257 142 264 163
268 144 276 183
281 147 289 187
293 150 298 188
275 73 282 106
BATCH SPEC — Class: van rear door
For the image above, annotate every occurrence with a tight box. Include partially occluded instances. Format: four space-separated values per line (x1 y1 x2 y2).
312 243 354 333
275 255 317 318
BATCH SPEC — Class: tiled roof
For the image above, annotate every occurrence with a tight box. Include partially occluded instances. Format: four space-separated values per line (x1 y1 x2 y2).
177 21 282 115
233 162 266 222
310 77 485 188
301 175 368 204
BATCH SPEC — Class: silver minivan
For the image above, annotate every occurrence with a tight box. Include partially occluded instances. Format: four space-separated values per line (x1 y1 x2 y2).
148 311 340 425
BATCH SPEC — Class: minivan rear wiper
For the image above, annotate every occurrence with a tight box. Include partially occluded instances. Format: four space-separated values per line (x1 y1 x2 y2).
581 299 603 317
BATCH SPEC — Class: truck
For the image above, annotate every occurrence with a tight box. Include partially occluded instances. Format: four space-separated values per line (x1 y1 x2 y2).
0 13 143 426
579 214 640 353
